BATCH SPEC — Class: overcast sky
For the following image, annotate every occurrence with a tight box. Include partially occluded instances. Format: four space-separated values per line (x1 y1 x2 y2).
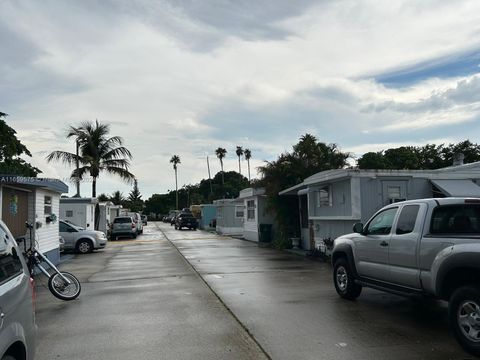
2 0 480 198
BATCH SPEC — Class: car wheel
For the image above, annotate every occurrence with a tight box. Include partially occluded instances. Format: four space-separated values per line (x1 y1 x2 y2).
132 233 137 239
76 239 93 254
333 258 362 300
449 286 480 356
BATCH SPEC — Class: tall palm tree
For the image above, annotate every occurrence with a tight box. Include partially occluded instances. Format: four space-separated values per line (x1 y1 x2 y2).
235 146 244 175
47 120 134 197
215 147 227 184
170 155 181 210
244 148 252 182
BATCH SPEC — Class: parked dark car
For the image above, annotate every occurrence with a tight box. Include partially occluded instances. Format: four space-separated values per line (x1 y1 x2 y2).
175 214 198 230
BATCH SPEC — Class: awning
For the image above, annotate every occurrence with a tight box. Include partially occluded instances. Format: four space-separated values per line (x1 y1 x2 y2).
431 179 480 197
0 175 68 193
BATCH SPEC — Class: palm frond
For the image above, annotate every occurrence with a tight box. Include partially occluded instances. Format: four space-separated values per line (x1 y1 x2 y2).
103 146 132 160
70 166 90 180
46 150 79 165
101 158 131 168
98 136 124 155
105 166 135 183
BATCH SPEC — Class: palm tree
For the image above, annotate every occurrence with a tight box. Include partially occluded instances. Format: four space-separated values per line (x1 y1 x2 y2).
215 147 227 184
235 146 244 175
170 155 181 210
110 190 125 206
47 120 134 197
244 148 252 182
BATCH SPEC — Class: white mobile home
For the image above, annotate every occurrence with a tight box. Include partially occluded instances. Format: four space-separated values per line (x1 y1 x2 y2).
280 161 480 250
213 198 244 236
98 201 117 234
238 188 275 242
59 197 98 230
0 175 68 264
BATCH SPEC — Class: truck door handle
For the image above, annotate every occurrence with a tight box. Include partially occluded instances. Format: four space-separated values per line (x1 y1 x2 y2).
380 241 389 247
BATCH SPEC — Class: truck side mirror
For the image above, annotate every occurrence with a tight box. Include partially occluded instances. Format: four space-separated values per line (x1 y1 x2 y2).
353 223 364 234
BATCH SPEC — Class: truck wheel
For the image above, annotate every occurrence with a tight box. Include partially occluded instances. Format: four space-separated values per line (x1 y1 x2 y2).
76 239 93 254
449 286 480 356
333 258 362 300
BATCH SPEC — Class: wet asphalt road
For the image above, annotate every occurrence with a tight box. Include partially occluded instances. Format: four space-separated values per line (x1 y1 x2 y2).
35 222 473 360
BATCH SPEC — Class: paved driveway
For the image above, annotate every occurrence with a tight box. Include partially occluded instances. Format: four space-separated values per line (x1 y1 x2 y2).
34 222 473 359
161 223 472 360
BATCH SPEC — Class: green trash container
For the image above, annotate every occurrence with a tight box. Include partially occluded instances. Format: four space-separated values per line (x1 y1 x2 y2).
259 224 272 243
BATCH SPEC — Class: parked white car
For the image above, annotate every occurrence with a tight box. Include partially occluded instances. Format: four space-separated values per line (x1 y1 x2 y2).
127 212 143 234
0 220 36 360
59 220 107 254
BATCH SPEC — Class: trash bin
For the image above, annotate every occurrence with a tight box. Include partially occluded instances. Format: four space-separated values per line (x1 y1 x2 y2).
258 224 272 243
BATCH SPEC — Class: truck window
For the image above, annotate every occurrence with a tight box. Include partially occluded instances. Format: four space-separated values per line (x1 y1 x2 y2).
396 205 420 235
365 207 398 235
430 204 480 234
0 227 23 286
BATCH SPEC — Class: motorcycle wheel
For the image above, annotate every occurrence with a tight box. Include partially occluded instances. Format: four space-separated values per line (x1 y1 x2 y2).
48 271 81 301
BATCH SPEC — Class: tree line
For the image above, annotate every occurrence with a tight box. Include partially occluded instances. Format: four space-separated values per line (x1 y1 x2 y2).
2 111 480 226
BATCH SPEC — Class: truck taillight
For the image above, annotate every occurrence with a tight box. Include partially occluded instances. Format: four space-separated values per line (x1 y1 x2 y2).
132 223 135 229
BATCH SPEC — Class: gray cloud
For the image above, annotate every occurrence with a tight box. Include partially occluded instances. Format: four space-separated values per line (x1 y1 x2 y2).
363 75 480 114
165 0 320 40
0 18 86 109
87 0 321 51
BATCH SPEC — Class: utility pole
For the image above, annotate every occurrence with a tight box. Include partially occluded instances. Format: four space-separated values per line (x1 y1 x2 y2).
75 140 80 197
207 155 213 196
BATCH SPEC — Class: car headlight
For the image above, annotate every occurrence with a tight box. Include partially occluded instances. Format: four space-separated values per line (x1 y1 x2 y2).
96 232 105 240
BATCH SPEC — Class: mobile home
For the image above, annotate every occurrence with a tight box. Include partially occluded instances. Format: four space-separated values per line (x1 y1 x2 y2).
238 188 275 242
280 161 480 250
0 175 68 264
213 198 244 236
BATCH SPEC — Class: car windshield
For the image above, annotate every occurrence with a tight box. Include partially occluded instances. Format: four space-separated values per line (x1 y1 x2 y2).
62 220 84 230
114 217 132 223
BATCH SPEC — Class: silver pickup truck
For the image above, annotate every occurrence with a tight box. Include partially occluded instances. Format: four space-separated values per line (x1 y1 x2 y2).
331 197 480 356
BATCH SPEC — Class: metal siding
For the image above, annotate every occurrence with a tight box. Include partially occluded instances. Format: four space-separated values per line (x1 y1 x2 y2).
313 219 357 241
410 178 431 198
35 189 60 254
200 205 216 229
360 177 383 223
310 179 352 217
